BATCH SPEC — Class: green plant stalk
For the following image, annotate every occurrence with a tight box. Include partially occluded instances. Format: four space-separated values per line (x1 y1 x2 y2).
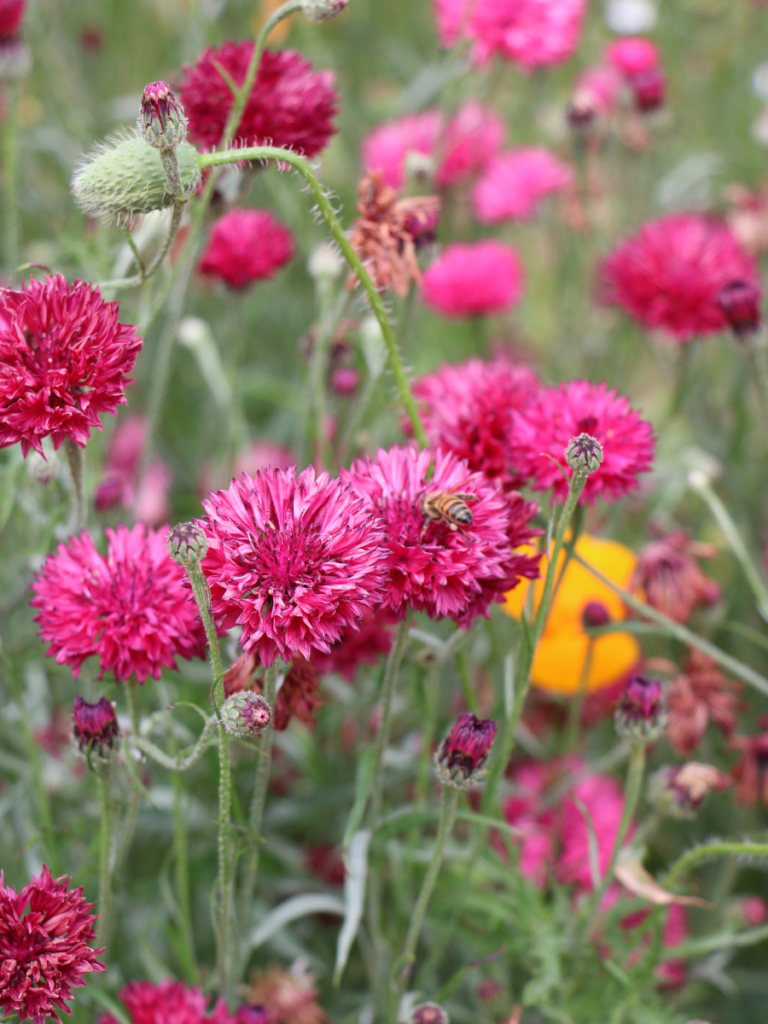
689 473 768 621
63 439 86 534
113 681 143 895
239 661 279 964
3 80 20 272
415 666 440 809
663 840 768 893
483 470 588 810
564 636 594 753
397 785 460 985
198 147 429 447
131 716 218 771
168 718 197 982
307 287 336 468
183 560 224 706
367 619 410 828
96 768 113 954
571 550 768 697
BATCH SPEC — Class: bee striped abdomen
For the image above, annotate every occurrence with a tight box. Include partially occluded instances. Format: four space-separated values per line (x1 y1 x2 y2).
422 491 477 531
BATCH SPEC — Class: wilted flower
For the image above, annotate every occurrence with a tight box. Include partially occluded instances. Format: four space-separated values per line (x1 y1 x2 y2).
272 656 323 731
348 173 440 296
421 240 525 318
0 866 105 1024
180 44 338 155
342 445 540 627
632 531 720 623
511 380 655 504
410 357 539 492
72 696 119 759
99 980 234 1024
199 466 387 668
199 209 295 290
601 214 760 342
504 534 641 695
139 81 187 150
220 691 272 737
666 650 743 756
32 524 207 683
223 651 260 696
716 279 763 338
435 712 498 787
244 961 330 1024
731 714 768 807
0 275 142 457
472 148 573 224
647 762 732 820
615 674 667 742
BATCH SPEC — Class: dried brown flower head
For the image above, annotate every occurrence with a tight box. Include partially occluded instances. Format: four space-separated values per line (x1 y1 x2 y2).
731 713 768 807
666 650 744 757
632 530 720 623
245 961 330 1024
271 655 323 732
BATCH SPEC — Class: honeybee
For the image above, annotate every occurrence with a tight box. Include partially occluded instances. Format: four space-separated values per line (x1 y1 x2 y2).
422 490 478 531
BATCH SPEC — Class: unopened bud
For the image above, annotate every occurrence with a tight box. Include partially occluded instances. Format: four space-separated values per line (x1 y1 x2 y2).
27 449 59 486
139 81 187 150
72 134 201 222
408 1003 449 1024
220 691 272 738
629 68 665 113
302 0 348 20
168 522 208 565
647 762 731 820
615 674 667 743
565 433 603 476
716 279 762 339
72 696 120 762
435 712 498 789
582 600 610 628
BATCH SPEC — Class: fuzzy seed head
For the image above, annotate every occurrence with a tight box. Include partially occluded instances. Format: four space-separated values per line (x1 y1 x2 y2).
139 81 187 149
565 433 603 476
220 691 272 738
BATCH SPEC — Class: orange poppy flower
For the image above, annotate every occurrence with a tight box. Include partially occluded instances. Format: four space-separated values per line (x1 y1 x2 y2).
503 534 640 695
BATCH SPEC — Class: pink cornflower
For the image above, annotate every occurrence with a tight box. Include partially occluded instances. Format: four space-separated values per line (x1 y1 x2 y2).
362 111 442 191
198 466 388 668
199 209 294 290
0 275 142 457
421 241 524 318
0 0 25 39
558 771 633 891
100 980 234 1024
311 607 396 680
511 379 655 503
437 101 506 187
411 357 539 491
435 0 586 71
235 442 296 477
342 445 540 627
0 866 105 1024
601 214 760 342
95 415 171 526
32 524 207 684
569 64 622 125
472 148 573 223
180 44 338 155
605 37 660 76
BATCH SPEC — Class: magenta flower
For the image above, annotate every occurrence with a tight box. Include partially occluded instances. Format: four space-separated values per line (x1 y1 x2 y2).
31 524 207 684
0 275 142 457
437 101 506 187
180 44 338 155
716 279 762 338
435 0 586 71
511 379 655 504
199 208 295 290
362 110 442 191
569 64 622 125
601 214 759 342
198 466 388 668
558 771 634 890
311 606 397 680
95 415 171 526
100 980 235 1024
436 712 498 785
472 148 573 224
411 357 539 491
72 696 119 757
342 445 540 627
0 0 25 40
0 866 105 1024
605 37 660 76
421 241 525 318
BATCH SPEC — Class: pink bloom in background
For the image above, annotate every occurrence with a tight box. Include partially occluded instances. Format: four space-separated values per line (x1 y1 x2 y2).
437 101 506 186
331 367 360 396
180 44 338 155
0 0 25 40
32 524 207 683
558 771 633 890
570 64 622 123
411 357 539 491
512 379 655 504
601 214 760 341
605 37 660 76
199 209 294 290
100 980 234 1024
312 606 397 680
235 441 296 477
95 415 171 526
472 148 573 223
435 0 586 71
342 445 540 627
421 241 525 317
0 275 142 457
199 466 388 668
362 110 442 190
0 866 105 1024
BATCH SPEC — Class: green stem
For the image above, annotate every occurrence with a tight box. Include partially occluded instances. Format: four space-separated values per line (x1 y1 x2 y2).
96 769 114 955
307 288 336 469
3 80 20 272
182 559 224 706
131 716 217 771
160 148 183 199
664 840 768 894
571 550 768 697
63 438 86 534
167 708 197 982
239 661 279 966
564 637 594 752
396 785 460 986
367 619 410 827
415 666 440 809
198 147 428 447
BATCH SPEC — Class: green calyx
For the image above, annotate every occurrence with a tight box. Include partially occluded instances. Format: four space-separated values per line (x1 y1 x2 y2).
71 134 201 221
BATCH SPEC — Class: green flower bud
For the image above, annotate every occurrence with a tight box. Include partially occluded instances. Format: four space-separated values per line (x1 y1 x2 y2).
302 0 349 21
565 432 603 475
220 691 272 738
139 81 187 150
167 522 208 565
71 133 201 222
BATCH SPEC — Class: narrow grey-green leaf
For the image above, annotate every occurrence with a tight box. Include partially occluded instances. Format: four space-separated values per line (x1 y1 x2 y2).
251 893 345 950
342 748 375 854
334 828 371 986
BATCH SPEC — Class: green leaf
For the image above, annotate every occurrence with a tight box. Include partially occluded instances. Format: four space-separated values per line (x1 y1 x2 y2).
342 748 375 853
88 989 132 1024
333 828 371 986
251 892 345 950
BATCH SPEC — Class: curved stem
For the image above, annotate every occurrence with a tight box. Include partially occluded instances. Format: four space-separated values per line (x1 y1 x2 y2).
367 619 410 827
198 146 428 447
130 716 217 771
664 840 768 894
3 80 20 272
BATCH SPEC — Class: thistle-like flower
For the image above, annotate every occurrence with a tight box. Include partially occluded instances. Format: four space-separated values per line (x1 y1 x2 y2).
168 521 209 565
565 433 603 476
408 1004 450 1024
220 692 272 738
139 81 187 150
716 279 763 339
615 674 667 743
647 762 732 820
435 712 498 788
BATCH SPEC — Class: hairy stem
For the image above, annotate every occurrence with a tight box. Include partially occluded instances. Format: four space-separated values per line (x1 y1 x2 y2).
664 840 768 893
166 711 197 982
130 716 217 771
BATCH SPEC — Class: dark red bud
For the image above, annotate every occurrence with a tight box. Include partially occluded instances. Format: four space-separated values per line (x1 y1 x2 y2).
72 696 119 757
716 279 762 338
582 600 610 628
630 68 665 112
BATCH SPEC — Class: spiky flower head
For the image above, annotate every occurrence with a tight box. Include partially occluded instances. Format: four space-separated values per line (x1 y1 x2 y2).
32 524 207 684
647 762 731 820
716 279 762 339
220 691 272 738
472 147 573 224
615 674 667 743
0 275 142 457
168 521 209 566
408 1003 450 1024
436 713 498 788
99 980 236 1024
421 240 525 318
198 209 295 291
71 134 201 222
0 866 105 1024
302 0 348 20
565 433 603 476
72 696 119 761
139 81 187 150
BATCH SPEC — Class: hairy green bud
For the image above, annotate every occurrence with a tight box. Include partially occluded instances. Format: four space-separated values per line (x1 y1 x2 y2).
302 0 349 20
565 432 603 476
71 134 201 222
168 522 209 565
